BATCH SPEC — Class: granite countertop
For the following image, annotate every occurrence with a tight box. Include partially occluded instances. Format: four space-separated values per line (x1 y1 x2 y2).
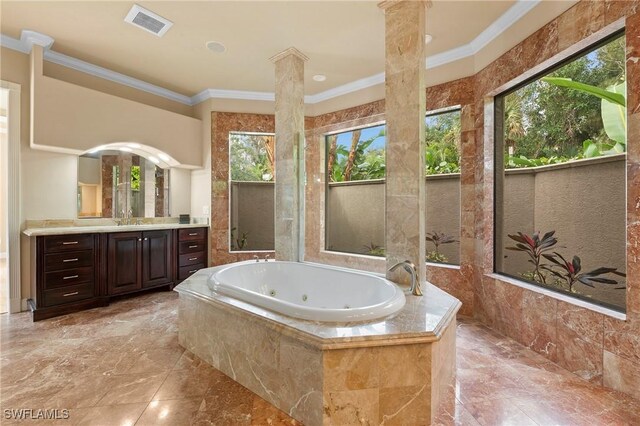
174 261 462 350
23 223 209 236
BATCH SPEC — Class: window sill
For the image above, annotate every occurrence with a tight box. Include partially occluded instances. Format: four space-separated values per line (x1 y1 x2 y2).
426 262 460 270
487 273 626 321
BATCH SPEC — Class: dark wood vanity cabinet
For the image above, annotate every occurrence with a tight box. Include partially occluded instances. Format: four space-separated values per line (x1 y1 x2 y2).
29 227 207 321
106 230 174 295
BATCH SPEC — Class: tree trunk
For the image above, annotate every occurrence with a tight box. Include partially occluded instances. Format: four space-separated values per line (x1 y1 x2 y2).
263 135 275 179
327 135 337 181
343 130 361 181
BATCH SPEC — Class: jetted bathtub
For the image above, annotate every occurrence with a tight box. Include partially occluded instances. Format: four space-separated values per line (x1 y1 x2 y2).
208 261 406 322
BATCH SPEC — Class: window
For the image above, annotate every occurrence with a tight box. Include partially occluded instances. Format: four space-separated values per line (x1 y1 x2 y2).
325 124 386 256
495 33 627 312
229 132 275 251
425 109 461 265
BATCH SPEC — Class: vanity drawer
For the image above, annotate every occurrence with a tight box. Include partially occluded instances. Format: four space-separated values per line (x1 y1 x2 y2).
178 263 204 280
44 251 94 272
178 228 206 242
43 282 94 307
178 241 205 254
179 252 205 267
44 234 94 253
44 266 94 289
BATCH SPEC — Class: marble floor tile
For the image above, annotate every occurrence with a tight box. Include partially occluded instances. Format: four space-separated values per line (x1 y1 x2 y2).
1 292 639 425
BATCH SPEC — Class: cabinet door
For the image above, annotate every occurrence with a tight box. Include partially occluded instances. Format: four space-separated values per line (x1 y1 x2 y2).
107 232 142 295
142 230 174 288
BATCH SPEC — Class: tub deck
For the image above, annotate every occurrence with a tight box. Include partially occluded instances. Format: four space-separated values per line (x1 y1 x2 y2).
175 262 461 425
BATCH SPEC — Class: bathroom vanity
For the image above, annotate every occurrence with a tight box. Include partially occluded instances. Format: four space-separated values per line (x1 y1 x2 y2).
23 224 208 321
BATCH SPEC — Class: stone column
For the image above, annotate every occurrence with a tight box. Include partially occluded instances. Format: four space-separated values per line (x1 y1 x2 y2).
379 0 428 287
270 48 308 261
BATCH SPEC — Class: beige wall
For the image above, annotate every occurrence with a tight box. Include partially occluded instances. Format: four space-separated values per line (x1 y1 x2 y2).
0 131 6 255
169 167 191 218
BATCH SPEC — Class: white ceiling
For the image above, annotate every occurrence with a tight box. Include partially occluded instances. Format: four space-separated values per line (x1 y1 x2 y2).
1 1 521 94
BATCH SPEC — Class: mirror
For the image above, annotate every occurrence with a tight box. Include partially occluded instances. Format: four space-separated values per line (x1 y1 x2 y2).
229 132 275 251
77 151 170 218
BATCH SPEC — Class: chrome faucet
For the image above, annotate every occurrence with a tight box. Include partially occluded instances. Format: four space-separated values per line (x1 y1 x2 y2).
253 255 260 262
389 260 422 296
264 254 270 262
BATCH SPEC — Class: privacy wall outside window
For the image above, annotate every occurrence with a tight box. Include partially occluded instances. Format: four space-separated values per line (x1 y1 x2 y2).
228 132 275 251
324 110 461 265
494 33 627 312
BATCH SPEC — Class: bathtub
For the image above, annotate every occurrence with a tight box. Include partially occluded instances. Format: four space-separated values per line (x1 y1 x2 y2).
208 261 406 322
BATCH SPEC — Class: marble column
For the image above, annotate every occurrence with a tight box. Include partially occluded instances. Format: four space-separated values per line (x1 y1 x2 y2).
379 0 428 287
270 48 308 261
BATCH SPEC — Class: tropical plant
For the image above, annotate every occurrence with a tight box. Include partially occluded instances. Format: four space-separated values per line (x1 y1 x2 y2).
329 128 385 182
506 231 558 284
506 154 577 169
363 242 385 257
425 231 457 263
542 76 627 156
230 227 248 250
541 252 626 292
425 111 461 175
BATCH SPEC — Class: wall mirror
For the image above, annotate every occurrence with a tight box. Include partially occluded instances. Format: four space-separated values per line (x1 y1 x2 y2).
229 132 275 251
77 150 170 218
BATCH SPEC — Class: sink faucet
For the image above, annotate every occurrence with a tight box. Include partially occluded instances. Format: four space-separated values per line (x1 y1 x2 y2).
389 260 422 296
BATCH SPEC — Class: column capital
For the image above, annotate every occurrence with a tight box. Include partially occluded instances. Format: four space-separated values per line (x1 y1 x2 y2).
269 47 309 64
378 0 431 11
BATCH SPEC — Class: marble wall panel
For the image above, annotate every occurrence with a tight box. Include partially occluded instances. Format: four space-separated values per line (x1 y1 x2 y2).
210 112 275 265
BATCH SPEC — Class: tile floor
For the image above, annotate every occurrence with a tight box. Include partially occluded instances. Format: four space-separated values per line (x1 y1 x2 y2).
1 291 639 425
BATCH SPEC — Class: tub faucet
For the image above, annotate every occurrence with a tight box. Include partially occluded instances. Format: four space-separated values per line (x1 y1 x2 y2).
253 255 260 262
389 260 422 296
264 254 270 262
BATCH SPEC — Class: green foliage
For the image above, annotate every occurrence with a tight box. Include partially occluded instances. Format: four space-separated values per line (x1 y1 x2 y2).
506 154 577 168
230 134 273 181
130 165 140 191
330 129 385 182
542 252 626 292
503 36 625 161
506 231 558 284
425 110 461 175
230 227 248 250
363 242 385 257
426 251 448 263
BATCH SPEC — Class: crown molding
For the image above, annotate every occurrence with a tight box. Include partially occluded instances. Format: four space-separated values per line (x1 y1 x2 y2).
191 88 275 104
43 49 193 105
0 0 541 106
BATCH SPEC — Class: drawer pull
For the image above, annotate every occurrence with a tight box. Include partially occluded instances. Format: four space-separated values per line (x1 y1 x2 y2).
188 269 198 274
62 291 79 297
188 233 198 236
189 245 198 249
188 257 198 261
63 275 79 280
62 241 78 245
62 258 79 263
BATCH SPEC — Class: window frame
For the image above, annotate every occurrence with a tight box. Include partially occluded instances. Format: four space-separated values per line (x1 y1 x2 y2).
492 29 627 313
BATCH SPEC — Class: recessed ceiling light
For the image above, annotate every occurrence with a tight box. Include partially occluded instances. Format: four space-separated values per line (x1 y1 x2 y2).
158 153 170 162
119 147 132 152
425 34 433 44
313 74 327 82
128 143 141 148
206 41 226 53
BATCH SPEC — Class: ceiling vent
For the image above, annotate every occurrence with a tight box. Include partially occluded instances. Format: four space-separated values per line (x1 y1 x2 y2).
124 4 173 37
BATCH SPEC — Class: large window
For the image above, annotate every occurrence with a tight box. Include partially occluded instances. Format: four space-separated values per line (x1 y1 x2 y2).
325 124 386 256
324 110 462 264
425 109 461 265
229 132 275 251
495 33 626 311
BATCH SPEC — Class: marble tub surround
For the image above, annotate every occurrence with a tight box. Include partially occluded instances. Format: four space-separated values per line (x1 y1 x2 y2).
271 47 307 262
380 0 428 288
176 263 460 425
